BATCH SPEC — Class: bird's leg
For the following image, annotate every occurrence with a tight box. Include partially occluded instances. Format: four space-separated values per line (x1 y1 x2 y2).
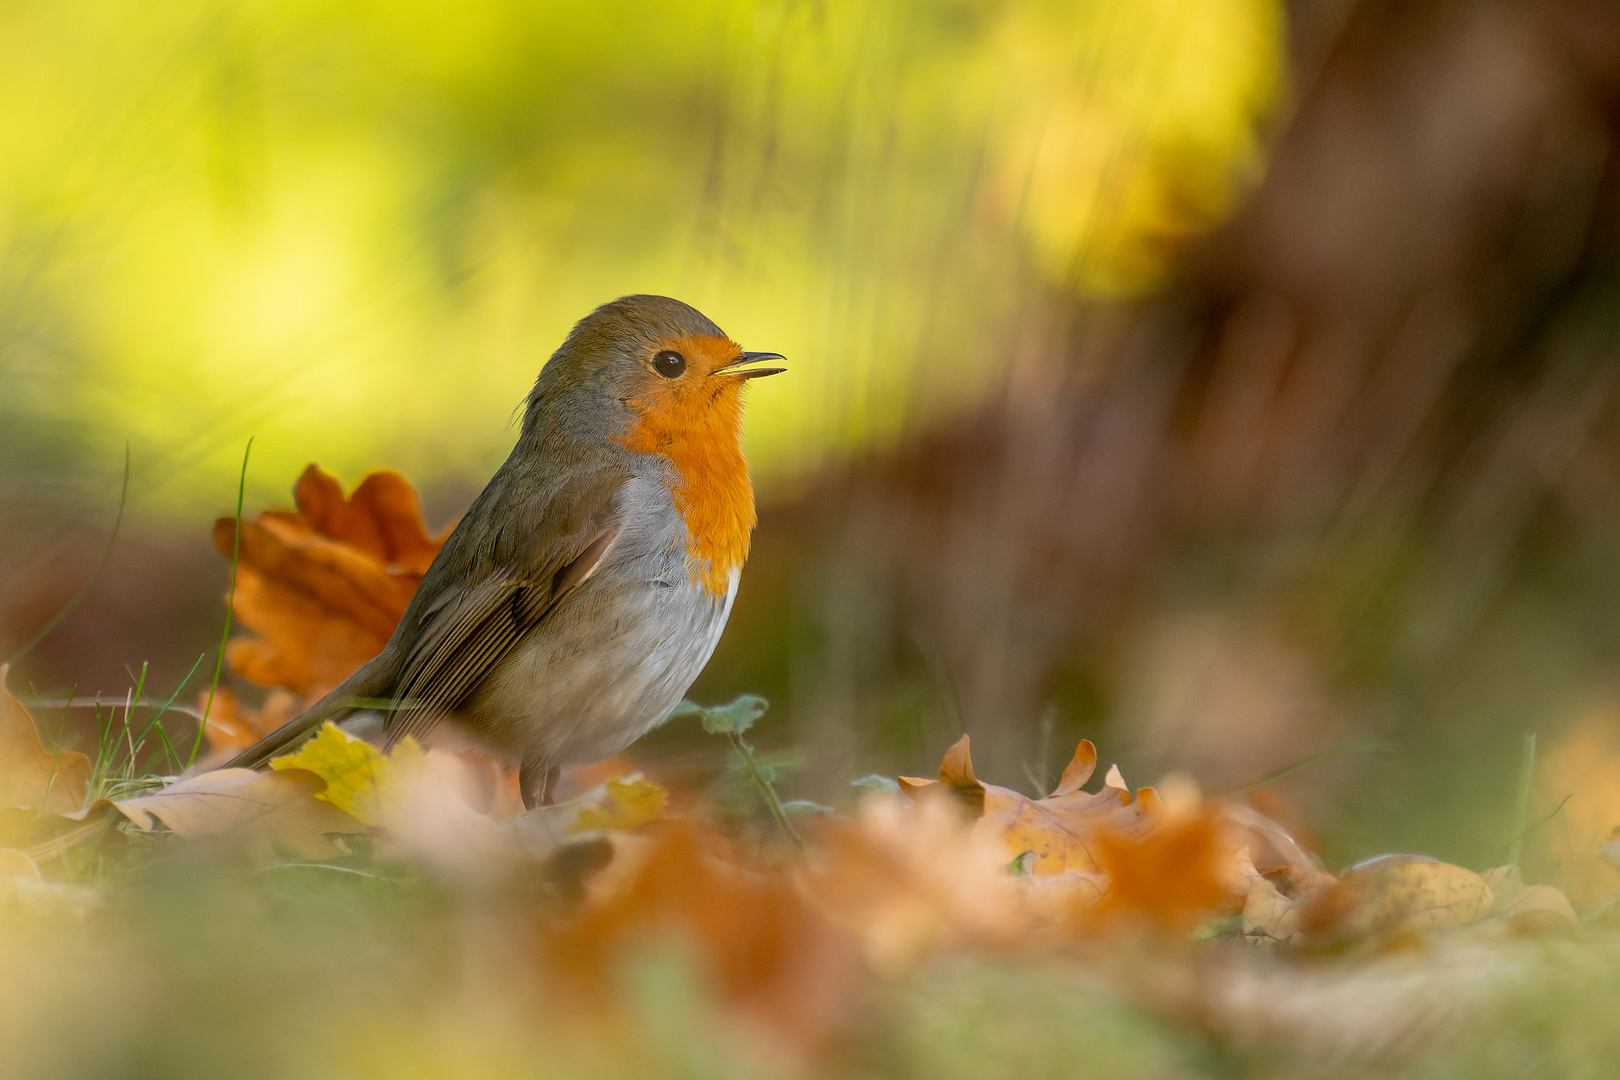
520 759 561 809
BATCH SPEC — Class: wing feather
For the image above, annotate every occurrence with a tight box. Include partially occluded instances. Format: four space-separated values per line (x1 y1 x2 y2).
382 484 625 748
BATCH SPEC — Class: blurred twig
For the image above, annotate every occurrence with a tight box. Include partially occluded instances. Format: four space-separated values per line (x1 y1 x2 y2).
35 694 207 721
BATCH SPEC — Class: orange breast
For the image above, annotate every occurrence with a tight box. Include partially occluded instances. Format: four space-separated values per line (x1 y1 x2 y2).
614 335 756 596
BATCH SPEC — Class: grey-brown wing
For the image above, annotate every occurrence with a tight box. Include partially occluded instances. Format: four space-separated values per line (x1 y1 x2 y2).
383 510 623 749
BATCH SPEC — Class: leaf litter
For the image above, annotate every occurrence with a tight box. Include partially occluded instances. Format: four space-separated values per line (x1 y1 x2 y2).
4 466 1620 1078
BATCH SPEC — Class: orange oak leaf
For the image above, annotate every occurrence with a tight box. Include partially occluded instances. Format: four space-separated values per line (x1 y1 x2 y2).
214 465 446 703
901 734 1138 875
0 663 90 815
899 736 1273 933
1089 808 1237 930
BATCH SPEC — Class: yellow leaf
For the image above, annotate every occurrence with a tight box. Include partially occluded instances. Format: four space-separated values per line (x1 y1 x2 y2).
270 722 423 826
573 776 669 833
0 663 91 815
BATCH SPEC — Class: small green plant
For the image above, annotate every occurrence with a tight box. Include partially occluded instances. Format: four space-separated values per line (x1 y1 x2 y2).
675 695 804 849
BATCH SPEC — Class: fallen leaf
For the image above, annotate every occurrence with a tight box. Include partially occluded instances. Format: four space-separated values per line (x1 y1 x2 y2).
898 734 986 813
508 775 676 860
112 768 359 859
270 722 419 826
543 819 865 1071
901 735 1134 876
805 793 1020 972
266 724 661 876
1533 706 1620 909
1481 864 1524 913
895 737 1307 935
216 464 445 701
1228 848 1303 942
573 776 668 833
0 664 91 815
1502 883 1578 930
1088 805 1237 930
1340 855 1493 936
552 752 637 804
375 746 535 877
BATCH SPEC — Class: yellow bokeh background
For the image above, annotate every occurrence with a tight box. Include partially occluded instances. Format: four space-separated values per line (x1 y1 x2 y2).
0 0 1282 511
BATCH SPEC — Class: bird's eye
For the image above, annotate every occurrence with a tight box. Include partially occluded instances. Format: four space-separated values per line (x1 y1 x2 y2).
652 350 687 378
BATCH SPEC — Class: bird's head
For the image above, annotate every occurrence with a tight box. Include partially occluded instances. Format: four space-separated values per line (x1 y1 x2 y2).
527 294 784 451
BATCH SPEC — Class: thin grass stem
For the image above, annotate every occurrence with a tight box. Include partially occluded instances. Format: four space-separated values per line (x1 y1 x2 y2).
193 437 253 768
1237 741 1396 795
1507 732 1537 867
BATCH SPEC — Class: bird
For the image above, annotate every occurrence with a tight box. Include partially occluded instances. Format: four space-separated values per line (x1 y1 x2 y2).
223 294 784 807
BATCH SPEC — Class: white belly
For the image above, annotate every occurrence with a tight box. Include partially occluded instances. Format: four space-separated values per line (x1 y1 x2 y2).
467 558 738 769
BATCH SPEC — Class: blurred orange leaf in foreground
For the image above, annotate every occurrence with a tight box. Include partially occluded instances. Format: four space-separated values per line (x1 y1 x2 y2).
1534 705 1620 911
542 820 865 1069
0 663 90 816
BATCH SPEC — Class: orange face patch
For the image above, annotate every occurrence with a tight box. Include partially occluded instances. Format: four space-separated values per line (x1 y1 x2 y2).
613 334 757 596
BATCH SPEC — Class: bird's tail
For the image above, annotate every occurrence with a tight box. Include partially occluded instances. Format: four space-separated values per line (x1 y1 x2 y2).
218 660 392 770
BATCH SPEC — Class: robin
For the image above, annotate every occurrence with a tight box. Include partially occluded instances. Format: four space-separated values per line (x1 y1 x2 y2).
224 295 784 807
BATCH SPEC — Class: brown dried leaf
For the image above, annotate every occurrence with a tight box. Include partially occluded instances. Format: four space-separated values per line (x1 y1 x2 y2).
1229 848 1304 942
897 737 1322 934
0 664 90 815
901 735 1134 875
1088 807 1238 930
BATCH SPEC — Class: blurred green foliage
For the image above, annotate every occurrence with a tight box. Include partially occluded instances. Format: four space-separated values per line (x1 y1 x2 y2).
0 0 1281 510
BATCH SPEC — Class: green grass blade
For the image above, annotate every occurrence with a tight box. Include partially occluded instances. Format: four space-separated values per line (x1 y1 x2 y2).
1507 732 1537 867
192 436 254 769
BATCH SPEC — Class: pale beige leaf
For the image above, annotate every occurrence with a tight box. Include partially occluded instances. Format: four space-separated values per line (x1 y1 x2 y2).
113 767 359 859
1343 855 1493 934
1503 883 1578 925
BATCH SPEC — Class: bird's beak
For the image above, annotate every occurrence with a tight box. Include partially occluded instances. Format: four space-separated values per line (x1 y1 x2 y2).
715 351 787 379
